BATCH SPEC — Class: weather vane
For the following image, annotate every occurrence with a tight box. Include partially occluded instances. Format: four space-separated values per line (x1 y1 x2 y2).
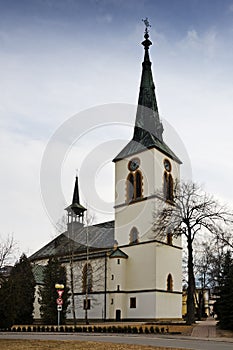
142 17 151 33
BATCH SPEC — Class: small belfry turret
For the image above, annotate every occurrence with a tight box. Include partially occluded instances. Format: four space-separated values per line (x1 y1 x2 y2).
66 175 87 226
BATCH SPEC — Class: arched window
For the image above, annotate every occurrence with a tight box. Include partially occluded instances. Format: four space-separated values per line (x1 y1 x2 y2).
126 170 143 202
127 173 134 201
82 263 93 293
167 232 173 245
163 172 168 198
168 174 173 201
167 274 173 291
163 159 174 202
136 171 142 198
129 227 139 244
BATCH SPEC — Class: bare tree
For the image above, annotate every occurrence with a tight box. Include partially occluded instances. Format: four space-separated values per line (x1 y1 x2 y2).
75 255 106 324
0 234 17 269
153 181 233 324
55 214 67 236
213 225 233 250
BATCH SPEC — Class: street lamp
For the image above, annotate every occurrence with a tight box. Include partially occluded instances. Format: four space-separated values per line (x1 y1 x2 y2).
55 284 64 328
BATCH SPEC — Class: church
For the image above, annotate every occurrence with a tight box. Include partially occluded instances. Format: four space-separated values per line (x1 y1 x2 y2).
30 26 183 322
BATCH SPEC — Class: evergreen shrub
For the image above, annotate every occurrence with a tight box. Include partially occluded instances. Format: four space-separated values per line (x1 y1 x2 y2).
150 326 154 333
139 326 143 333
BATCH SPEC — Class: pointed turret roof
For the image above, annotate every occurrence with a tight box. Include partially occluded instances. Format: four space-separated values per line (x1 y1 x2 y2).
72 175 81 206
134 27 163 143
113 26 181 164
66 176 87 216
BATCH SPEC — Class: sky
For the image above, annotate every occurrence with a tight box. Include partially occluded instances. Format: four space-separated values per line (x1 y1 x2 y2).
1 0 233 259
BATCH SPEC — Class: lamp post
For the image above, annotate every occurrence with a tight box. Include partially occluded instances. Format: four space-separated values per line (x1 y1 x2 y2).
55 283 64 328
85 217 89 325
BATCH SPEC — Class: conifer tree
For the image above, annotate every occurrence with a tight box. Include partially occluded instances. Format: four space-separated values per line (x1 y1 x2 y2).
13 253 36 324
216 251 233 330
39 257 69 324
0 277 15 328
0 253 35 328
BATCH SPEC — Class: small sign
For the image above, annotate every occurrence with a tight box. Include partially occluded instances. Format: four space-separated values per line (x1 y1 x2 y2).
57 290 64 298
57 305 62 311
56 297 63 305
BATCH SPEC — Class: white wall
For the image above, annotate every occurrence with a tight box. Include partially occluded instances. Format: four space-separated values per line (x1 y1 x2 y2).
115 148 180 246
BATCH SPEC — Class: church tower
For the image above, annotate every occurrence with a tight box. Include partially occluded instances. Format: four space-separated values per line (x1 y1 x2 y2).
110 24 183 320
113 25 181 247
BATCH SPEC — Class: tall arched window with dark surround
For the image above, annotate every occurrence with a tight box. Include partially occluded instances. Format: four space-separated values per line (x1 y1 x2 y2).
126 158 143 202
163 159 174 202
163 172 168 198
168 174 173 201
129 227 139 244
167 231 173 245
82 263 93 293
127 173 134 201
136 171 142 198
167 273 173 291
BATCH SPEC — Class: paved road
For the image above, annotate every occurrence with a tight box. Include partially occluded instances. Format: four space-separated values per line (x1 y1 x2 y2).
191 317 217 338
1 332 233 350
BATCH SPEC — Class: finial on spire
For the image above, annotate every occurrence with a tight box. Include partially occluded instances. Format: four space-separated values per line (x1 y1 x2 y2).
142 17 151 34
141 17 152 50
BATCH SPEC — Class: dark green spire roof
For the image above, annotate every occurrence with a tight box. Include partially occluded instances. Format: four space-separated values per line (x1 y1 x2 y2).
134 28 163 143
113 27 181 164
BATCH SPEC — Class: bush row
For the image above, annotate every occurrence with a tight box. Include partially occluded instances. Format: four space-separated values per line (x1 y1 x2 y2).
11 325 171 334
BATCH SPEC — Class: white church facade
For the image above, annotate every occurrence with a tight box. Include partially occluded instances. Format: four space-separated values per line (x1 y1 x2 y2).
30 27 183 322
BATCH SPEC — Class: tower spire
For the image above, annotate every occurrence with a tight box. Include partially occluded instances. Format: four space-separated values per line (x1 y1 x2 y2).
113 20 181 164
72 176 80 207
65 175 86 220
133 19 164 143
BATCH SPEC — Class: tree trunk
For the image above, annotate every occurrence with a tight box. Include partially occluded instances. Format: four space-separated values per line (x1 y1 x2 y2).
70 255 76 326
186 231 196 324
85 292 89 325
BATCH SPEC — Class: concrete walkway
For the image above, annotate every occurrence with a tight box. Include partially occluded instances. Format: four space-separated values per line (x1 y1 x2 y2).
191 317 217 338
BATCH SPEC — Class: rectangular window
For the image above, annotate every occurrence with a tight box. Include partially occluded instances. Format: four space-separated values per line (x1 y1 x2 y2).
117 285 120 291
117 259 120 265
130 297 136 309
111 274 114 280
83 299 91 310
111 298 114 305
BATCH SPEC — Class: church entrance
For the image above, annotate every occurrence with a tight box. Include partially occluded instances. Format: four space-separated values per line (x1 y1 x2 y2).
115 309 121 321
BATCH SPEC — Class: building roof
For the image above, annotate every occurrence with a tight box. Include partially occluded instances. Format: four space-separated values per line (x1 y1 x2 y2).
113 28 181 164
109 248 128 259
113 131 181 163
29 220 115 261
